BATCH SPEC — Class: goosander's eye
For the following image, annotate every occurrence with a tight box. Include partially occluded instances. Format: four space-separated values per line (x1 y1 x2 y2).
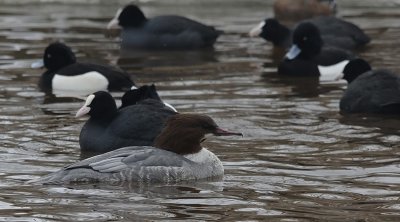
202 124 216 131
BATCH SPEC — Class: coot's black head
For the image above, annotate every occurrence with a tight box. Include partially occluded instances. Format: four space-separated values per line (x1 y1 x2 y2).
118 4 147 28
43 42 76 71
76 91 118 119
249 18 289 44
291 22 323 59
342 58 372 83
260 19 279 37
121 84 162 108
262 19 289 43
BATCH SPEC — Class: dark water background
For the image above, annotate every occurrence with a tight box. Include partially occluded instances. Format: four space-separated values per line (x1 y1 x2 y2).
0 0 399 221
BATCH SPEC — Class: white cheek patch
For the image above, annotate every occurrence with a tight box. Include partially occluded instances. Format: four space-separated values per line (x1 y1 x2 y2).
52 71 109 92
249 21 265 37
318 60 349 82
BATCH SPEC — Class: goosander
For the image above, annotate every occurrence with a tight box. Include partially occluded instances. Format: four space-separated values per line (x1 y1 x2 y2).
35 113 242 184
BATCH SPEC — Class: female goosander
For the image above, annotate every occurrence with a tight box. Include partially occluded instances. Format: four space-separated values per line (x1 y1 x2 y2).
77 91 177 153
340 59 400 114
249 16 370 50
33 42 134 92
35 113 242 184
107 4 221 49
278 22 355 79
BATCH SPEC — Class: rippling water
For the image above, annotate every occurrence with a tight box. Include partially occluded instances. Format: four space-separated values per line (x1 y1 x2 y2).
0 0 400 221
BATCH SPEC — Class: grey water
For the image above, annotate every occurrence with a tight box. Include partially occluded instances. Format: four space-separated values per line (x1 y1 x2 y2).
0 0 399 221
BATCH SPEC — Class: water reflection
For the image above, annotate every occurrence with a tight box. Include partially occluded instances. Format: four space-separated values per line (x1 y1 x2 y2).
117 49 219 69
339 114 400 132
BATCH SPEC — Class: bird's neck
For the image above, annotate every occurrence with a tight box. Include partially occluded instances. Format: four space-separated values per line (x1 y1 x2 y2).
272 25 291 46
154 127 203 155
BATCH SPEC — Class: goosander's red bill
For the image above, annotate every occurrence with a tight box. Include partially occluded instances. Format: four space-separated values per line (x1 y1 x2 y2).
214 127 243 136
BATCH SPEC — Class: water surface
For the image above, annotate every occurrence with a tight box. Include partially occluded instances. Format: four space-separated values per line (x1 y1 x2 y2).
0 0 399 221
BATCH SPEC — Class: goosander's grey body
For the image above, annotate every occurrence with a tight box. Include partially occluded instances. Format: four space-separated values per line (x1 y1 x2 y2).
37 146 223 184
34 113 241 184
